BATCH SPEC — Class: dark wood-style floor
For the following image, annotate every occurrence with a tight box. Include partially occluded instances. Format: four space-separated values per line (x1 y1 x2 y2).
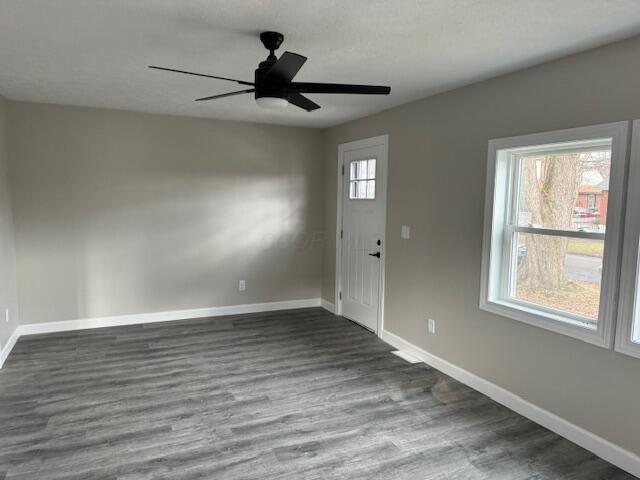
0 307 635 479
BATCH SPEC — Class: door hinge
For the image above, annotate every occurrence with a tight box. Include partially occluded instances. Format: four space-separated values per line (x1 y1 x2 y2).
339 291 342 300
340 229 343 239
341 164 345 176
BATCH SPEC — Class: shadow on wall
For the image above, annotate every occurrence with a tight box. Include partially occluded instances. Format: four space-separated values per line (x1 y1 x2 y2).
76 173 320 318
11 107 325 324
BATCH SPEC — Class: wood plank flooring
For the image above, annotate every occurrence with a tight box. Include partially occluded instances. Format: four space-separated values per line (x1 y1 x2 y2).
0 307 635 479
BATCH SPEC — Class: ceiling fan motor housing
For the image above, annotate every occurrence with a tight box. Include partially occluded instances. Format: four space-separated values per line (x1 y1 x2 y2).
254 65 288 101
256 31 288 101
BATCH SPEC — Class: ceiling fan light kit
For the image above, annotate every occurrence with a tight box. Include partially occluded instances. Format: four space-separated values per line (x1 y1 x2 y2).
255 96 289 109
149 31 390 112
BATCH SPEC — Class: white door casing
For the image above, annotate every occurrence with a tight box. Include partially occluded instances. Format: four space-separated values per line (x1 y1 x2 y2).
335 135 388 333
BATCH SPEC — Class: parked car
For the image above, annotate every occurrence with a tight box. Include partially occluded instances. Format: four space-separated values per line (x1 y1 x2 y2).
573 207 601 231
573 207 600 219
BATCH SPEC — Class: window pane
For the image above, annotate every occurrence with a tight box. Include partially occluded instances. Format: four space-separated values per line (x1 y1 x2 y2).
517 145 611 233
366 180 375 199
358 180 367 198
367 159 376 179
512 233 603 323
350 181 357 199
358 160 368 179
350 161 358 181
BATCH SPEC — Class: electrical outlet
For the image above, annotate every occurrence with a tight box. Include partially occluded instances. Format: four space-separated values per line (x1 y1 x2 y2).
239 280 246 292
427 318 436 335
5 308 9 323
401 225 411 239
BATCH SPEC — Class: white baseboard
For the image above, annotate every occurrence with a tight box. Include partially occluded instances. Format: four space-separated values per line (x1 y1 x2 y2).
380 329 640 478
15 298 322 338
321 299 336 314
0 328 19 369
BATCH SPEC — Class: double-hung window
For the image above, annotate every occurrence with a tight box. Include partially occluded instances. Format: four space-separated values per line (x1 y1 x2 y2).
480 123 628 346
615 120 640 359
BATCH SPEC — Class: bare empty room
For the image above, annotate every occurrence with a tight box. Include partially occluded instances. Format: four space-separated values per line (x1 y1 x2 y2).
1 1 640 479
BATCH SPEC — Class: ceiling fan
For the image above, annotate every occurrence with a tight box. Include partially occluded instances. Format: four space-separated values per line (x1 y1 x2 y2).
149 31 391 112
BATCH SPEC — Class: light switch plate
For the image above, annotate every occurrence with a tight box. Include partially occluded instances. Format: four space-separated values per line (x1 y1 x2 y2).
428 318 436 334
401 225 411 239
239 280 246 291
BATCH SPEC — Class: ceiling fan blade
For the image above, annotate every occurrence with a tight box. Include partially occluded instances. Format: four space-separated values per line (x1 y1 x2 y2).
149 66 254 86
195 89 255 102
291 82 390 95
263 52 307 83
288 92 321 112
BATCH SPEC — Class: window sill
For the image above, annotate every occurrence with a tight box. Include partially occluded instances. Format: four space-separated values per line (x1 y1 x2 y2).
615 340 640 360
480 298 608 348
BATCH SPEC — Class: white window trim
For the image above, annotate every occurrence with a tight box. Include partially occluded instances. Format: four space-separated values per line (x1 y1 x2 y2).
480 122 629 348
615 119 640 359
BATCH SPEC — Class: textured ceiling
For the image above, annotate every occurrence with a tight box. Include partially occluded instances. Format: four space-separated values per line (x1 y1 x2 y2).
1 0 640 128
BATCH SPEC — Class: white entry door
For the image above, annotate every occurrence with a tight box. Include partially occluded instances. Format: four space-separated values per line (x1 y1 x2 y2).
338 135 388 333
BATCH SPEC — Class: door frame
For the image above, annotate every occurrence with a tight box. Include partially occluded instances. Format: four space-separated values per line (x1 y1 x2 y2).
334 134 389 336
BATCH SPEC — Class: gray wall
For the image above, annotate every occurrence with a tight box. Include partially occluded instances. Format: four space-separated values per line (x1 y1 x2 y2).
0 96 19 350
322 36 640 454
7 103 325 325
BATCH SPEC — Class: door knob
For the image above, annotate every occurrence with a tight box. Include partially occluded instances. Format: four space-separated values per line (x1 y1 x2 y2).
368 252 381 258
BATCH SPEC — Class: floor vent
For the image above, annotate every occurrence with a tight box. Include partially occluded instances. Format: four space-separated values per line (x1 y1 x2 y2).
391 349 421 364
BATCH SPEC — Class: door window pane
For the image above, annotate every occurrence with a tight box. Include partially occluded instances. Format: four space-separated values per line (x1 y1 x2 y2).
517 145 611 233
368 160 376 179
350 161 358 180
358 180 367 199
512 233 603 323
358 160 368 179
367 180 376 199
